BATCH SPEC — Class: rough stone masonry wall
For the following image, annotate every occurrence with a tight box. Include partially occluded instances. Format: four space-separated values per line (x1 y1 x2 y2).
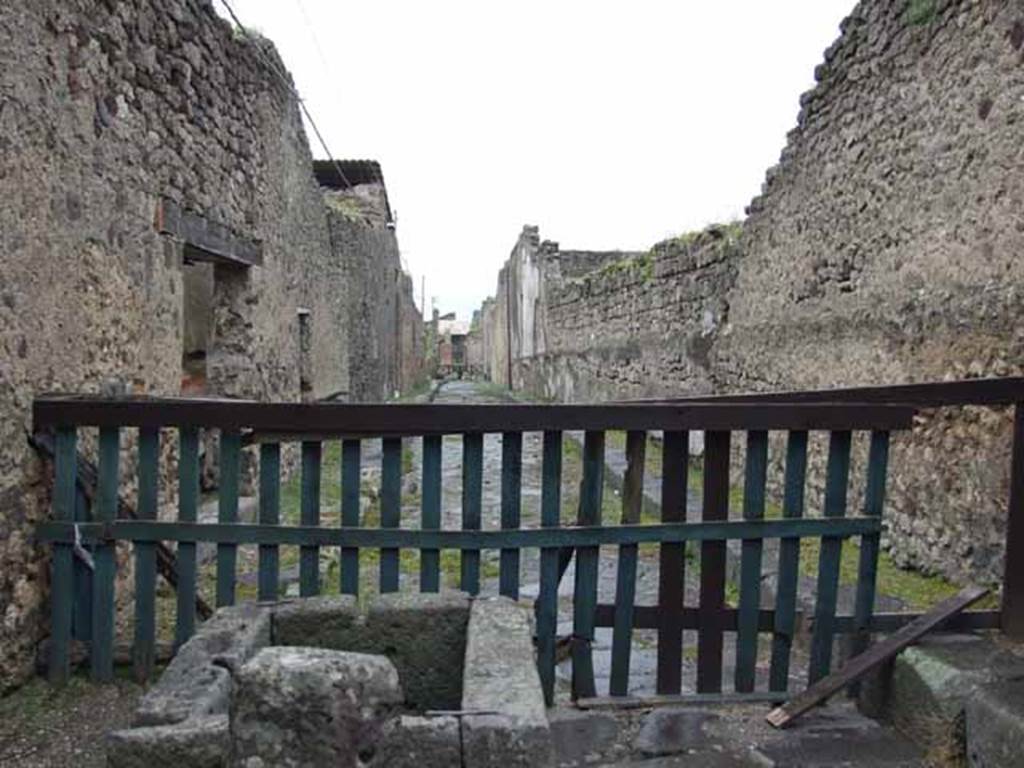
513 227 740 402
713 0 1024 584
0 0 416 691
326 193 424 401
481 0 1024 586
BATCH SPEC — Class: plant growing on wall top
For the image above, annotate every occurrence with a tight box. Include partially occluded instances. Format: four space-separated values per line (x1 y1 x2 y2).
905 0 937 26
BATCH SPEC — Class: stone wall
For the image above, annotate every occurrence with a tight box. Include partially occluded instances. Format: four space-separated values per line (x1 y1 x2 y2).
713 0 1024 584
0 0 420 690
326 186 424 402
478 0 1024 587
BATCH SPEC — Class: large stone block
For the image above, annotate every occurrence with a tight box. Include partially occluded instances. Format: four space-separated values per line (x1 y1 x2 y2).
369 715 461 768
364 591 471 710
230 646 402 768
966 678 1024 768
462 596 554 768
107 715 229 768
134 603 270 726
272 594 362 649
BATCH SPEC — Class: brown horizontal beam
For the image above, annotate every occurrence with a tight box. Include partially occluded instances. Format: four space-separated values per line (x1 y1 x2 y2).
593 604 1000 634
620 376 1024 408
157 198 263 268
33 395 914 433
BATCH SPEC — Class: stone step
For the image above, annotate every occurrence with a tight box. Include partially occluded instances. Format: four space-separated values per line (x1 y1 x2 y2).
966 677 1024 768
551 701 924 767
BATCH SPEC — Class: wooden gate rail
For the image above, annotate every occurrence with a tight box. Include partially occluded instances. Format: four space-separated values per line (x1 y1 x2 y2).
36 395 920 703
623 376 1024 640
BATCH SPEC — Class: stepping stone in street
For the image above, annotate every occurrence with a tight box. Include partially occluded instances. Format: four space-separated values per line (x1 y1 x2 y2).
635 708 718 756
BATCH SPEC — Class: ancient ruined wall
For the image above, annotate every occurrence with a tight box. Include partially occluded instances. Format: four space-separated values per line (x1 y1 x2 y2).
711 0 1024 583
326 184 422 401
478 0 1024 586
0 0 417 690
517 228 740 401
481 224 740 402
397 271 425 394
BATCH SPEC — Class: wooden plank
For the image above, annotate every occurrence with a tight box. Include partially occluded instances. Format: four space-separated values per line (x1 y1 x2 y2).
500 431 523 599
380 438 401 593
656 431 688 695
460 433 483 595
850 431 890 675
1002 404 1024 638
593 605 1000 634
216 430 241 607
768 586 990 728
769 430 808 693
90 427 119 682
625 376 1024 408
176 427 200 647
808 430 852 684
572 430 605 700
340 439 361 595
299 441 322 597
32 397 916 433
421 435 442 592
133 428 159 682
735 430 768 693
579 691 785 711
257 443 281 601
611 430 646 696
42 515 883 549
49 427 77 684
697 430 730 693
537 430 563 706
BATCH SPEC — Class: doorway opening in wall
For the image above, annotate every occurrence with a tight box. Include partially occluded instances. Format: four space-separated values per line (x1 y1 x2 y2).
181 259 214 395
298 308 313 403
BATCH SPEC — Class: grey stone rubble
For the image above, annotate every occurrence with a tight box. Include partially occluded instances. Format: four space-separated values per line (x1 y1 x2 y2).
107 592 553 767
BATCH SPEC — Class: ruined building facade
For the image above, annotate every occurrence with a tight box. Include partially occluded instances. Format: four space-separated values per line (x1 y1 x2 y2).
0 0 421 690
479 0 1024 587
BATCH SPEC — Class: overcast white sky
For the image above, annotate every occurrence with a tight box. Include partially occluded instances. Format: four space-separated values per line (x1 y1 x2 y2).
215 1 855 321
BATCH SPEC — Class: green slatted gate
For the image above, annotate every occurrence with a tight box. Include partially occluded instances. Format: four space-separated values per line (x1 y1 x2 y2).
35 395 919 706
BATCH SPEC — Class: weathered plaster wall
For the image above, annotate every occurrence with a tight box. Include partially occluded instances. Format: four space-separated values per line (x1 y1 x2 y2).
479 0 1024 586
0 0 418 690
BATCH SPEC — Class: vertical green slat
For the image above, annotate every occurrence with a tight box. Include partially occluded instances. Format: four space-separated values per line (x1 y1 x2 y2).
90 427 119 682
809 430 852 684
257 443 281 602
572 430 604 700
537 430 562 706
735 430 768 693
500 431 523 599
769 430 809 692
421 435 442 592
176 428 199 647
697 430 730 693
380 438 401 593
299 441 322 597
340 439 361 595
610 431 646 696
133 428 159 682
460 433 483 595
216 430 241 607
656 430 688 695
49 427 77 684
851 431 891 663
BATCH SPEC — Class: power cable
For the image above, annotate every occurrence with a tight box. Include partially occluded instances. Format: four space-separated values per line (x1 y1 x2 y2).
216 0 354 190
